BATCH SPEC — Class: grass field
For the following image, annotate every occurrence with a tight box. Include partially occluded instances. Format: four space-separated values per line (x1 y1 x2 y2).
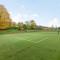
0 32 60 60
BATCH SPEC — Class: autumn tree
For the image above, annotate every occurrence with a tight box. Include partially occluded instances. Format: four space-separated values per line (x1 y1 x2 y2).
0 5 11 29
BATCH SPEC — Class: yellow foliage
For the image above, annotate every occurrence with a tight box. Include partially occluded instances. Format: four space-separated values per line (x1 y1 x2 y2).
0 5 11 29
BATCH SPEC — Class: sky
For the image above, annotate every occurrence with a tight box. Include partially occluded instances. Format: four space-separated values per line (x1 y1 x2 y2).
0 0 60 27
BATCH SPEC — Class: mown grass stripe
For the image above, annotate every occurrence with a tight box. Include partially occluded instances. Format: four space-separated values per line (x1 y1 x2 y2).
11 37 48 56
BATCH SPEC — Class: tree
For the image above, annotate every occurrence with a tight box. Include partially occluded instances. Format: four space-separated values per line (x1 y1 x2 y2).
0 5 11 29
30 20 36 30
23 24 27 30
11 22 17 29
18 22 24 31
25 21 30 30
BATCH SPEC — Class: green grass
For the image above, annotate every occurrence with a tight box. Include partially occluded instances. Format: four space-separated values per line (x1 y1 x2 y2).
0 32 60 60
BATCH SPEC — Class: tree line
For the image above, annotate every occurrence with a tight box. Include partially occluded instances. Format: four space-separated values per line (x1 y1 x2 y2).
0 5 42 31
11 20 38 31
0 5 59 32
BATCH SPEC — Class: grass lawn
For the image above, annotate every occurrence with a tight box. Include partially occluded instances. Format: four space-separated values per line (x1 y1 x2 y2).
0 32 60 60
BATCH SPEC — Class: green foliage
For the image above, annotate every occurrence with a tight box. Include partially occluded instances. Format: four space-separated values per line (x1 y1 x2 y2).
18 22 24 31
30 20 36 30
25 21 31 30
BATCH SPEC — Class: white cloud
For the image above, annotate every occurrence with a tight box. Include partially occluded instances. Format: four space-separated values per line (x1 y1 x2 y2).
11 14 24 23
8 10 60 27
8 4 40 24
9 10 39 23
29 14 39 20
48 17 60 27
8 11 21 23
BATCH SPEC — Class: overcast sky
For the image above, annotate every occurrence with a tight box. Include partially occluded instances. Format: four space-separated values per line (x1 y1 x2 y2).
0 0 60 27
